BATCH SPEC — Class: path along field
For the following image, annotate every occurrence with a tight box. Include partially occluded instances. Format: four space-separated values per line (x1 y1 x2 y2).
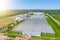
51 15 60 22
47 14 60 25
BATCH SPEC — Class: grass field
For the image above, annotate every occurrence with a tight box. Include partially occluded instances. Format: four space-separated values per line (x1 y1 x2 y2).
46 15 60 39
5 31 22 38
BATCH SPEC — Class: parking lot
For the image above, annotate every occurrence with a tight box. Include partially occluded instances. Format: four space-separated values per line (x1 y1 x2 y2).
13 12 55 36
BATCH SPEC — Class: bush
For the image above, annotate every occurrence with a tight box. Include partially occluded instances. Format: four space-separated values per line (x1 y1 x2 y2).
6 31 22 38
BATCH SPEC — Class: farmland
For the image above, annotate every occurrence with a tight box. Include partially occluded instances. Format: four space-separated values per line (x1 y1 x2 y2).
0 10 60 40
12 12 55 36
0 10 29 18
0 18 15 28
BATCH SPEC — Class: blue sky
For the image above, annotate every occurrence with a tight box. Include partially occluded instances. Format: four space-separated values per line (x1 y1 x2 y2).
9 0 60 9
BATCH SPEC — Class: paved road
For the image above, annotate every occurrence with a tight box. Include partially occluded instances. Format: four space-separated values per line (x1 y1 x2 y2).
13 12 55 36
47 14 60 25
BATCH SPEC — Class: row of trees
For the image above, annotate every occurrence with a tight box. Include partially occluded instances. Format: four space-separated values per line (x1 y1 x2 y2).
27 10 60 15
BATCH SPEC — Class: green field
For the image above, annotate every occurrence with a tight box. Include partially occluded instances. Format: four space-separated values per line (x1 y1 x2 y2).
46 15 60 38
5 31 22 38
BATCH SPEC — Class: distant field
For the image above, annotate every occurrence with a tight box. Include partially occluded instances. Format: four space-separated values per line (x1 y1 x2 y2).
0 18 15 28
0 10 29 18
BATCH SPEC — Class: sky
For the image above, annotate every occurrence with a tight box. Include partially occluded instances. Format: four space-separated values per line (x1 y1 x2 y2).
0 0 60 10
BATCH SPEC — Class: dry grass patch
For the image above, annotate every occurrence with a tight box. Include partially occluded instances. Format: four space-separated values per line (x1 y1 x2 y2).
0 18 15 28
